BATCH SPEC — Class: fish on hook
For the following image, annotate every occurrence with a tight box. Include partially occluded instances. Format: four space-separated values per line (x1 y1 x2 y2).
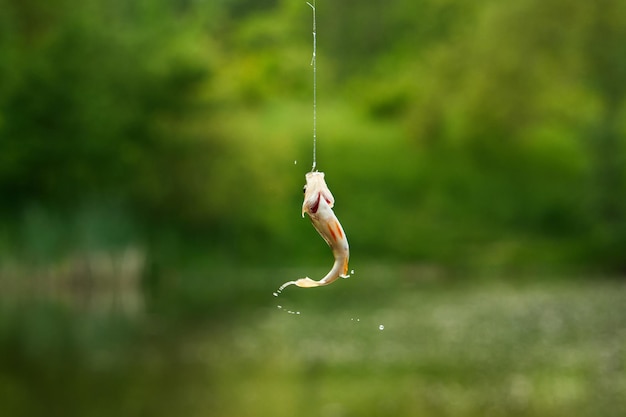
278 171 350 291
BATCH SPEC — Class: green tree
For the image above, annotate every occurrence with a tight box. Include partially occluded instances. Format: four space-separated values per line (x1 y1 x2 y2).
0 0 221 229
402 0 626 270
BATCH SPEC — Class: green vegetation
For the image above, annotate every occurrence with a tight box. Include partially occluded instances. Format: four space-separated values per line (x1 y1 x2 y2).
1 0 625 271
2 271 626 417
208 277 626 417
1 0 625 416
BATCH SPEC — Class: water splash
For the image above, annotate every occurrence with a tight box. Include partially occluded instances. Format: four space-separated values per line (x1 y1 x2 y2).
273 289 302 316
275 291 386 330
276 304 300 314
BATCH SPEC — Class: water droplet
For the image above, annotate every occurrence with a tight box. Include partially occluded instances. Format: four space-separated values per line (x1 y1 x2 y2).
379 324 385 330
350 269 355 275
294 160 298 165
277 305 282 309
273 292 278 297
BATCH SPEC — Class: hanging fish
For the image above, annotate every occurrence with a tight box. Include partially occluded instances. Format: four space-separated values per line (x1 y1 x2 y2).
274 4 352 294
278 171 350 291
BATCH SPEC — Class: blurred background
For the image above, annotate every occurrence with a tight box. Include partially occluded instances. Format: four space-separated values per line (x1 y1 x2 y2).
1 0 625 416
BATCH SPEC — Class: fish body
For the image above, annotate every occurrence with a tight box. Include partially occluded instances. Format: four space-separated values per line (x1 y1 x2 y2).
278 171 350 290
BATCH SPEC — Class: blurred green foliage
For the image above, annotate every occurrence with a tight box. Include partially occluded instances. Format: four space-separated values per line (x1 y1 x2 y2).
2 271 625 417
1 0 625 272
1 2 626 416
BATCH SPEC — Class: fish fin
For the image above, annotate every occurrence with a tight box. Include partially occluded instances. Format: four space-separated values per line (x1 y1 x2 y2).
294 277 326 288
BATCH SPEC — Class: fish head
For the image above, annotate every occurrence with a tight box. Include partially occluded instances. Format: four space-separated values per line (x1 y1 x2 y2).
302 171 335 217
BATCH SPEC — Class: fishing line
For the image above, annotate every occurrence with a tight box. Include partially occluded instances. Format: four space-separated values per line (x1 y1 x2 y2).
272 1 322 315
307 0 317 171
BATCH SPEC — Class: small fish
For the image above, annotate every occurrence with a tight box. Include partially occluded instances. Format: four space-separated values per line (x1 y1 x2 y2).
278 171 350 291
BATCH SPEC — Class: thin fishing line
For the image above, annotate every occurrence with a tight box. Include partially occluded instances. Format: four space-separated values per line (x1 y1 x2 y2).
307 0 317 171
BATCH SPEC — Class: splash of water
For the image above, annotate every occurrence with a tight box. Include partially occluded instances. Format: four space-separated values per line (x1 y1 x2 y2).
276 303 301 315
273 288 302 316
